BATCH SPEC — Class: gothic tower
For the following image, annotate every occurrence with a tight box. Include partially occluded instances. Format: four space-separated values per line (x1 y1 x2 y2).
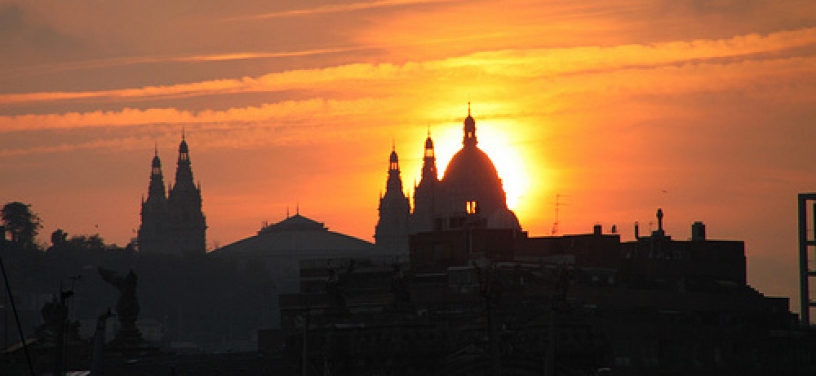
410 131 438 233
374 145 410 252
167 135 207 256
137 147 170 253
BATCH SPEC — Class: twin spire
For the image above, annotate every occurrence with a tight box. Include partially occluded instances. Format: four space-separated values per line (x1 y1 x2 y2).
148 131 198 191
139 130 207 255
385 103 477 198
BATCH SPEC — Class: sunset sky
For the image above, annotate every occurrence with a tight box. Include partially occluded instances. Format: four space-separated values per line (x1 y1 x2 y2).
2 0 816 310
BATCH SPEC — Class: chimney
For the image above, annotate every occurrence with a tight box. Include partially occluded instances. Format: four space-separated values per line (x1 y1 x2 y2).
593 224 602 235
691 221 706 241
634 221 639 239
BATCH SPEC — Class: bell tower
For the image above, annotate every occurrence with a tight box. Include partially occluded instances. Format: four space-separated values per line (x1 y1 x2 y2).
375 144 410 253
138 147 170 253
167 133 207 256
411 130 439 233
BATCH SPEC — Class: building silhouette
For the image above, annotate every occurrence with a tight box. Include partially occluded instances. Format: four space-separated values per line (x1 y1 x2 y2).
212 213 378 295
376 104 521 252
137 135 207 256
374 144 411 253
271 209 813 376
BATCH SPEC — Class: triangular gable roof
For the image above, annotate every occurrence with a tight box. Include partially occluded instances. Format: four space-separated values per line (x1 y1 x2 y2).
259 214 326 233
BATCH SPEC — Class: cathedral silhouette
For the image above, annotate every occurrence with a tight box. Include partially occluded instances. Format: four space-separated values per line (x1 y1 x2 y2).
375 105 521 252
137 135 207 256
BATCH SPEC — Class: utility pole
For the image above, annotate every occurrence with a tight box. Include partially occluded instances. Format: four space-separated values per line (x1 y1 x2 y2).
477 264 501 376
91 309 114 376
53 286 74 376
0 254 34 376
545 264 570 376
544 303 556 376
302 307 311 376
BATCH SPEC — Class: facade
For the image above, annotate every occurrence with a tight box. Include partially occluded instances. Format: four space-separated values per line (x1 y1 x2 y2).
271 210 811 376
137 136 207 256
376 105 521 252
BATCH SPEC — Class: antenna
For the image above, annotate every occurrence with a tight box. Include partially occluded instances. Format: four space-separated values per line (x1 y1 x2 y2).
551 194 569 235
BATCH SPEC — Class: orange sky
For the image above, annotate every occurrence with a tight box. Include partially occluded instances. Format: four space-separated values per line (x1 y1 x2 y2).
2 0 816 311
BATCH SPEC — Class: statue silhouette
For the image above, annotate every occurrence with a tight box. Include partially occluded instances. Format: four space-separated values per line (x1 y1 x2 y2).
98 267 142 345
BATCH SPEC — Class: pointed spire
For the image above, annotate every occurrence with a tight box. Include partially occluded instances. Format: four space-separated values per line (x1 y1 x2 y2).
175 132 193 186
422 125 437 181
147 147 166 198
389 143 399 170
385 144 404 193
463 102 477 147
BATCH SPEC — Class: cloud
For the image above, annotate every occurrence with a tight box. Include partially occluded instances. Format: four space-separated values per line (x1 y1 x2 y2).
0 3 82 63
0 46 375 80
2 26 814 108
0 96 418 158
229 0 458 20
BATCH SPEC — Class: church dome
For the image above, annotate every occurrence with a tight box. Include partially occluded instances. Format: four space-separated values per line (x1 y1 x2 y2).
443 146 502 189
440 107 507 213
442 144 506 212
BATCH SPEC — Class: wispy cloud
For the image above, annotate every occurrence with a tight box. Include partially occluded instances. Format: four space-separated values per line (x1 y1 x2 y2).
2 27 814 107
228 0 458 21
0 46 371 80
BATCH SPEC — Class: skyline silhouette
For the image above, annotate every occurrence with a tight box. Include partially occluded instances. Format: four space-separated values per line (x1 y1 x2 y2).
1 0 816 320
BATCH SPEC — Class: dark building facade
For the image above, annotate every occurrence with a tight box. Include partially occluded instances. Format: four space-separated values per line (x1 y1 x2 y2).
272 210 813 376
137 136 207 256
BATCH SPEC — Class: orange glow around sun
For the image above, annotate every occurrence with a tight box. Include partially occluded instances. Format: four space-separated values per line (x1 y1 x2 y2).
429 112 537 216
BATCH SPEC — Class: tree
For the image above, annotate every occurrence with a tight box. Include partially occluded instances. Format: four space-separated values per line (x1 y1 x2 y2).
51 229 68 247
2 201 42 250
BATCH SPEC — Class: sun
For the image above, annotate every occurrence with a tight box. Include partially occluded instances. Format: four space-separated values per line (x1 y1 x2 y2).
477 123 530 211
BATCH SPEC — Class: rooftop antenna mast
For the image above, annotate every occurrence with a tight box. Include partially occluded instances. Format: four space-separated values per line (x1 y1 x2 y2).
551 194 569 235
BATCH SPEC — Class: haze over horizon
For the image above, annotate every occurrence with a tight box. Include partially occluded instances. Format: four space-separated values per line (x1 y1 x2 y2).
2 0 816 310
